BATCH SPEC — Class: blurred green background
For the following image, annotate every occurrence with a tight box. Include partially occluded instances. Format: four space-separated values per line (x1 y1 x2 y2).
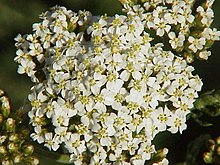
0 0 219 164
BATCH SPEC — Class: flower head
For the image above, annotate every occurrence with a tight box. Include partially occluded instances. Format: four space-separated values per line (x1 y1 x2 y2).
15 5 204 164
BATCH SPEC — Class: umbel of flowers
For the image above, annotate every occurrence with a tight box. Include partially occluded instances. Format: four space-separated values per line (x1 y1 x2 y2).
14 0 219 164
0 89 39 165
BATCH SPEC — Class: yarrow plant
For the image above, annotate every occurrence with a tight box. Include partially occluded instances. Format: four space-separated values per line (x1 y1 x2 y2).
12 0 220 164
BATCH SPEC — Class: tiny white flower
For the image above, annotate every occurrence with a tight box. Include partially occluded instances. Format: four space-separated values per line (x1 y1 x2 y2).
55 126 71 142
153 18 171 37
202 28 220 41
44 132 60 151
138 143 156 161
17 59 36 77
152 106 172 131
65 133 86 154
167 112 187 134
197 6 214 25
164 5 185 24
168 32 185 49
30 126 45 144
189 75 203 91
188 36 206 53
198 50 211 60
52 105 70 127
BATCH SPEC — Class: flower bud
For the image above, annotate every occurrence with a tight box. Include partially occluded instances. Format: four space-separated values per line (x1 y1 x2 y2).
7 142 19 153
5 118 15 132
33 116 47 126
68 22 77 32
25 156 39 165
175 46 184 53
151 148 168 163
205 40 214 49
155 148 168 158
0 96 10 118
23 144 34 155
203 152 213 163
13 154 24 163
216 137 220 145
2 158 12 165
184 52 194 63
9 133 20 142
207 139 215 151
0 145 7 155
0 89 4 96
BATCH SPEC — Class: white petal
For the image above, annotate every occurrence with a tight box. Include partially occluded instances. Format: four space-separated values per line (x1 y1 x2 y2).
120 70 130 81
132 71 142 80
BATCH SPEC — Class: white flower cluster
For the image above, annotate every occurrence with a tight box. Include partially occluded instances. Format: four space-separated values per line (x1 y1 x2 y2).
15 5 204 165
123 0 220 62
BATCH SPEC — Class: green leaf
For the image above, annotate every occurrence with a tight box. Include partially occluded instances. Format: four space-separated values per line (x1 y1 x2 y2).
191 90 220 126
